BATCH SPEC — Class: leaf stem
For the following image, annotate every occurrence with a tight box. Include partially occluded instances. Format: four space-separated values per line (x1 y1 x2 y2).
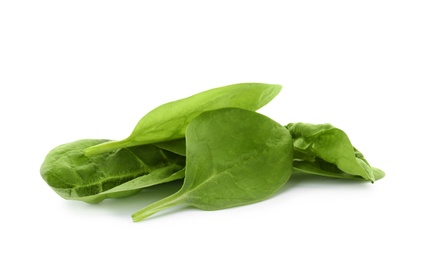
84 140 133 156
131 191 186 222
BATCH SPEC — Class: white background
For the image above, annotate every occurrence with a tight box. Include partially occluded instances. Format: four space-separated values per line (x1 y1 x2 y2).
1 1 433 259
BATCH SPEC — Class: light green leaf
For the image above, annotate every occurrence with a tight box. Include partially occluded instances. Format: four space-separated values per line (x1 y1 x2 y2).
84 83 281 156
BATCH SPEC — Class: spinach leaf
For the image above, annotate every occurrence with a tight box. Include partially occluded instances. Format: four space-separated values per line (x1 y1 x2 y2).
132 108 293 221
286 123 385 182
40 139 186 203
84 83 282 156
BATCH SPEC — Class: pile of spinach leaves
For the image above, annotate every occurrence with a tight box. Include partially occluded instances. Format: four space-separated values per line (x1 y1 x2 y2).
40 83 384 222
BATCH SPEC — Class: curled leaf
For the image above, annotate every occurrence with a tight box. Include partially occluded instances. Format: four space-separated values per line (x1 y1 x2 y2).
286 123 384 182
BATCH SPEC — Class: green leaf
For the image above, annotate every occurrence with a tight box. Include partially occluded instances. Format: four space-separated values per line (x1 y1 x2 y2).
286 122 384 182
40 139 186 203
84 82 282 156
132 108 293 221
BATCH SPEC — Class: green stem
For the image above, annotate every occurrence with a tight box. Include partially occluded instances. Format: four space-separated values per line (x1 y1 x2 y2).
84 140 134 156
132 191 186 222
